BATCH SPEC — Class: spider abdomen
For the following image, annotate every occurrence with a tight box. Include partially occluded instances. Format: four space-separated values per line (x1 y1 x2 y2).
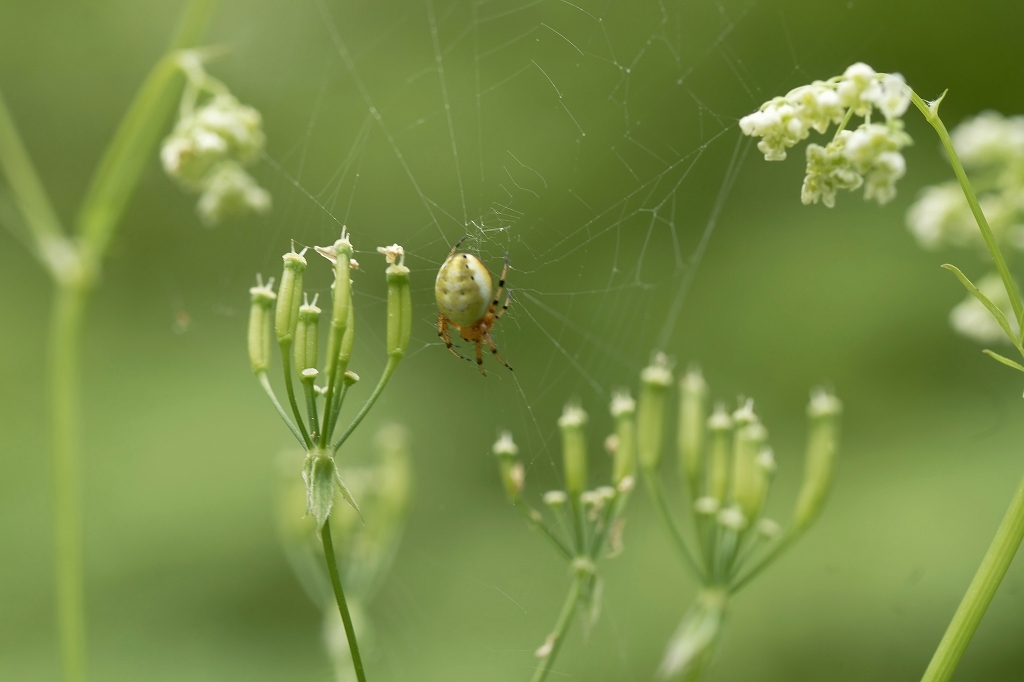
435 252 493 327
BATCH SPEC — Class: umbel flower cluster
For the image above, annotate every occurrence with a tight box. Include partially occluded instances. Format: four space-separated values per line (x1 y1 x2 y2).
903 111 1024 344
635 354 842 679
493 395 636 682
162 52 270 225
741 63 912 207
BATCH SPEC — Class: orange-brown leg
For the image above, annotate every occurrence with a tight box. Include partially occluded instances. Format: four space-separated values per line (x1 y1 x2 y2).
485 333 513 371
475 340 487 375
438 313 472 363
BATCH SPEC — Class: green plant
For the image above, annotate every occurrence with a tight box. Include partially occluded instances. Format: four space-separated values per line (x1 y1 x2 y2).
248 234 412 682
635 354 841 679
0 3 222 679
741 62 1024 682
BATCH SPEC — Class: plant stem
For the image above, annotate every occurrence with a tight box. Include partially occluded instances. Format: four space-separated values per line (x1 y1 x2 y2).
49 281 89 682
531 573 584 682
257 372 305 445
321 518 368 682
644 473 708 580
920 474 1024 682
332 356 400 453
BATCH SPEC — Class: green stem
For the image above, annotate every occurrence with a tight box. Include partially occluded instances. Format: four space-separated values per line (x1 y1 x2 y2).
644 472 708 581
331 356 401 454
256 372 305 446
920 474 1024 682
530 573 584 682
49 282 89 682
321 518 368 682
910 90 1024 331
515 504 573 560
279 345 312 449
302 379 320 443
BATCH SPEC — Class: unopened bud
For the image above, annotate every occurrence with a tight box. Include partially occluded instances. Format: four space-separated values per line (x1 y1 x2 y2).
493 431 523 501
694 496 720 516
731 421 768 520
319 229 354 378
678 367 709 496
638 353 673 471
558 403 588 497
706 403 732 503
247 275 276 374
293 293 321 373
381 244 412 360
343 370 360 386
543 490 568 508
275 248 307 345
610 390 636 485
792 389 842 532
717 505 747 531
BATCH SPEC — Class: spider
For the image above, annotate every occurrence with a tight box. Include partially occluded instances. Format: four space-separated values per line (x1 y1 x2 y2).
435 238 513 375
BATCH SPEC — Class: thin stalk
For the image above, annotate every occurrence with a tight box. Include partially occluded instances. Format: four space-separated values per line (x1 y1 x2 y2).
331 356 400 453
920 474 1024 682
644 473 708 581
256 373 305 445
49 282 89 682
728 533 793 593
302 380 321 444
327 380 350 439
279 346 312 449
515 504 573 560
909 90 1024 329
530 573 584 682
321 518 368 682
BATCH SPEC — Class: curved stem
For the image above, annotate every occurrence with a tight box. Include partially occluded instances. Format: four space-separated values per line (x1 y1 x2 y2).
644 472 708 581
279 345 312 449
531 573 584 682
321 518 368 682
331 356 400 454
515 504 573 560
256 372 305 446
920 474 1024 682
49 282 89 682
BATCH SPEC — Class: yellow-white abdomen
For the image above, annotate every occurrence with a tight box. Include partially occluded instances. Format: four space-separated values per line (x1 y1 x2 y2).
435 253 493 327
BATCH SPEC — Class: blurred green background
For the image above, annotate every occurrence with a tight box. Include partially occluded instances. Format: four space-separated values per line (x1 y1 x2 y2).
2 0 1024 679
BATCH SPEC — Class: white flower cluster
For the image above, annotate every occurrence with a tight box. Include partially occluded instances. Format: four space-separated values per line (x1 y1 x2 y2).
906 111 1024 252
741 63 912 207
161 88 271 226
949 272 1019 344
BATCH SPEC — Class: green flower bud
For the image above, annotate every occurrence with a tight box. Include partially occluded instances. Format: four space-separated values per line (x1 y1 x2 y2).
637 353 673 471
379 244 411 360
792 389 842 533
247 276 276 374
610 390 636 486
317 229 354 378
493 431 523 501
275 248 307 345
543 490 568 509
730 421 768 520
745 446 777 521
678 367 708 496
706 404 732 503
558 403 588 498
293 294 321 374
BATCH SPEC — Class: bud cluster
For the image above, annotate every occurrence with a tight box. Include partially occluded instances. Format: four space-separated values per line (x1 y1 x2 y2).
741 63 913 207
635 356 842 678
161 53 271 225
248 229 413 529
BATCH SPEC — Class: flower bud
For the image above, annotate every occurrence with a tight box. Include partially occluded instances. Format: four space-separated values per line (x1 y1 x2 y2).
275 248 307 345
706 404 732 503
792 389 842 532
730 421 768 520
745 446 777 521
543 490 568 509
678 367 708 496
293 294 321 374
379 244 412 360
247 276 276 374
493 431 523 501
558 403 588 498
637 353 673 471
318 230 354 378
195 162 271 226
610 390 636 486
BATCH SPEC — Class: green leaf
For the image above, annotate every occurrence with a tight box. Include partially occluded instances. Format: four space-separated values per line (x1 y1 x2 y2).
942 264 1019 345
982 349 1024 373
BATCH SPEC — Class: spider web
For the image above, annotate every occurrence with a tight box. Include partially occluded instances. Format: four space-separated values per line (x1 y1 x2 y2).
204 0 871 678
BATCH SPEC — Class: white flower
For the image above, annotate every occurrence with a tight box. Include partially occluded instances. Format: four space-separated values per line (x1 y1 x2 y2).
906 182 973 249
801 134 863 208
786 81 844 134
196 162 271 226
949 272 1018 344
740 98 811 161
836 62 878 116
861 73 910 121
951 111 1024 168
160 122 230 188
193 94 266 163
863 151 907 205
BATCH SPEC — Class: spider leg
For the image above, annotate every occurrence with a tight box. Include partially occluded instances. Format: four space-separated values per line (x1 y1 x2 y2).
494 288 512 320
446 234 470 259
488 251 510 316
485 332 513 371
438 313 472 363
475 340 486 375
